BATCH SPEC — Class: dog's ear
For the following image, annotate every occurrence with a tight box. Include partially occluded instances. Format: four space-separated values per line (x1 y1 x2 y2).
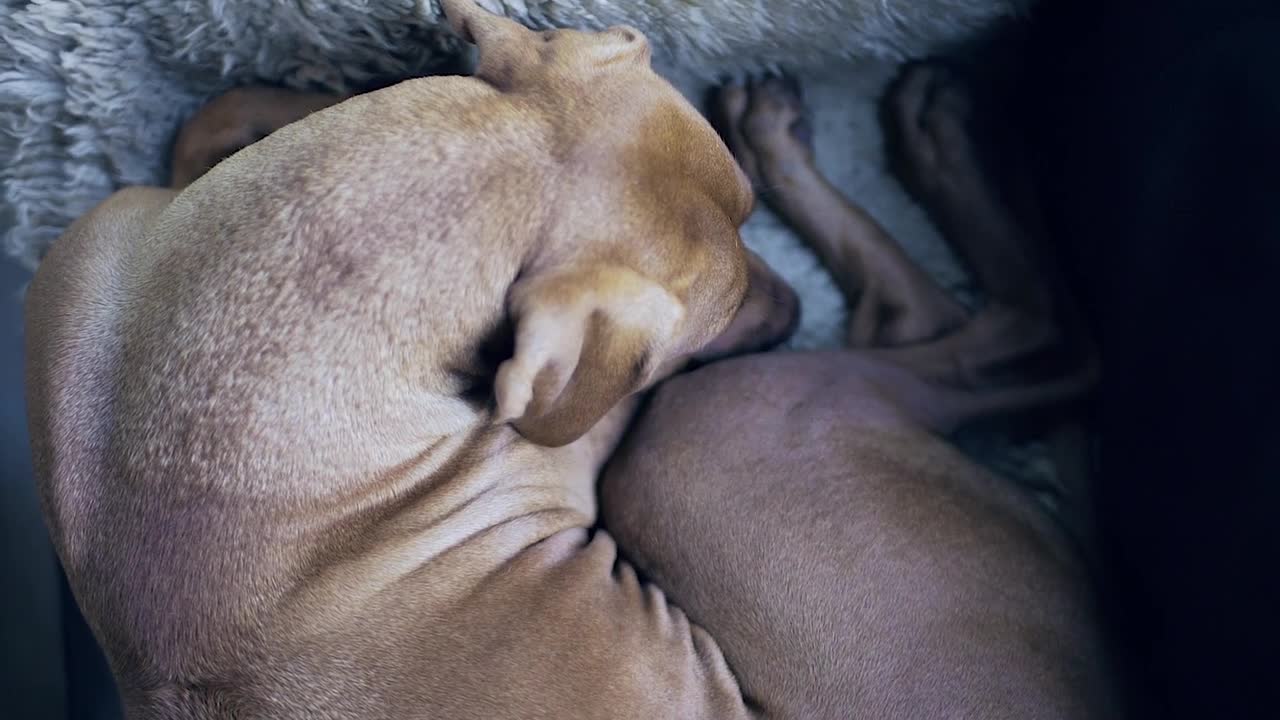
440 0 525 44
494 265 685 447
440 0 535 85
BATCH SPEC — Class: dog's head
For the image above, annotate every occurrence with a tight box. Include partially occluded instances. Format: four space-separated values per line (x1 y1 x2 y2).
442 0 797 447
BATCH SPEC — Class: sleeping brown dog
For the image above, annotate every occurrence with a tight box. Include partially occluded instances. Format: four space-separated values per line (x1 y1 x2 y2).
27 1 795 717
26 0 1113 717
602 69 1118 718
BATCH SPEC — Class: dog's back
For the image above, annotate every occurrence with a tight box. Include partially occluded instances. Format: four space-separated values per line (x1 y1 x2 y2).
24 4 769 716
24 77 537 685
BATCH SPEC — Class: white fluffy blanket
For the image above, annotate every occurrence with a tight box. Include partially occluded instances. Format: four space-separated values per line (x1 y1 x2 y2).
0 0 1026 268
0 0 1053 494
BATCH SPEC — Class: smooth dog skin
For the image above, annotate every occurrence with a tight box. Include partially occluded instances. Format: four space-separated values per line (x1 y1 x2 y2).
25 2 797 717
601 73 1119 718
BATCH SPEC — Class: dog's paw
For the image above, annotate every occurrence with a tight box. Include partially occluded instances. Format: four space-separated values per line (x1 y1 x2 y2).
713 74 813 191
882 62 978 211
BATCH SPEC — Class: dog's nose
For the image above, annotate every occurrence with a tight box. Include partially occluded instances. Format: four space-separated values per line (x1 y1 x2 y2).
767 272 802 343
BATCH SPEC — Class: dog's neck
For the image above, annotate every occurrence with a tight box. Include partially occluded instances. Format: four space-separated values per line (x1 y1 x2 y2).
307 424 601 562
272 387 643 616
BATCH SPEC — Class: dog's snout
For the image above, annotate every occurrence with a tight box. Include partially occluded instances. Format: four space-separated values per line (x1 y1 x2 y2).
693 253 799 362
766 272 802 340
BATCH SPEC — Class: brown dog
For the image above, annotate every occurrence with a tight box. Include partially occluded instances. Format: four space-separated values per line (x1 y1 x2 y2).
26 2 1110 718
25 1 800 717
601 71 1116 718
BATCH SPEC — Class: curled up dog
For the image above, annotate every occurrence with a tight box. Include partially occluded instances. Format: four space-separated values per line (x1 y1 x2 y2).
25 1 1115 717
